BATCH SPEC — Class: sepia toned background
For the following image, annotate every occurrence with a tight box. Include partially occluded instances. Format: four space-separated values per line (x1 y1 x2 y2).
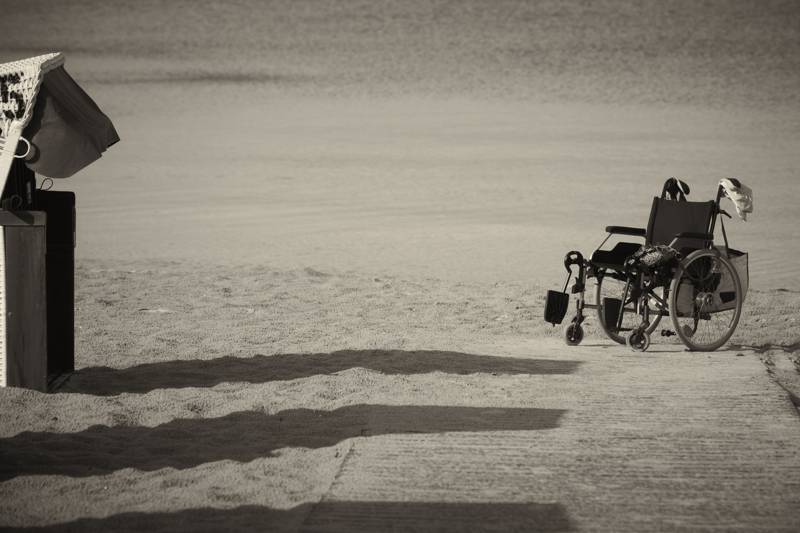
2 2 800 531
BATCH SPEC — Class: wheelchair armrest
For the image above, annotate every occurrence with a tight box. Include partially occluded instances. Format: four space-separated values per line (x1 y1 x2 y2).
668 232 713 247
605 226 646 237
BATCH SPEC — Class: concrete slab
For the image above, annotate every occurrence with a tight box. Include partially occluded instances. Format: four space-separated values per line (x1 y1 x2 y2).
302 341 800 532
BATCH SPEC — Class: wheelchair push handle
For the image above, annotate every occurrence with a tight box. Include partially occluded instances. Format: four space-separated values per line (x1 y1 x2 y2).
661 177 690 201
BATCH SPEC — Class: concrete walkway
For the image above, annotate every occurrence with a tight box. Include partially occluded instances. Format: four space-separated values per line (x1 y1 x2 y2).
301 341 800 532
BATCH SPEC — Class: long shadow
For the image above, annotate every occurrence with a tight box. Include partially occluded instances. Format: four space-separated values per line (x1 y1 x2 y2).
61 350 582 396
1 501 573 532
0 404 565 481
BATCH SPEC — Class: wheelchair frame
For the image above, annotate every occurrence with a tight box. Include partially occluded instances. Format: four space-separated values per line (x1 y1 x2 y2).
549 179 745 352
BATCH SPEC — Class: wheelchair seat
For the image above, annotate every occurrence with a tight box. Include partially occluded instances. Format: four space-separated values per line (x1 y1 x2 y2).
590 242 641 269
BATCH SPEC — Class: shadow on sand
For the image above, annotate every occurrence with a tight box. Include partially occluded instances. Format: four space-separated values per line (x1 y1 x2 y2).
1 501 573 532
61 350 582 396
0 404 566 480
728 342 800 354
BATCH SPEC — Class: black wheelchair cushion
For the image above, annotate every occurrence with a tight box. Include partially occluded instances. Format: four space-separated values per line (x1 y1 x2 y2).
590 242 642 270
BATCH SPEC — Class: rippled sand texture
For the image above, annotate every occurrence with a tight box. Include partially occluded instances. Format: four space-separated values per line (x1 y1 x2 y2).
4 0 800 105
0 261 798 531
1 0 799 288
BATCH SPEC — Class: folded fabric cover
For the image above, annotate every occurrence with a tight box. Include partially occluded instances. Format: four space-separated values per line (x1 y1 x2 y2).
23 65 119 179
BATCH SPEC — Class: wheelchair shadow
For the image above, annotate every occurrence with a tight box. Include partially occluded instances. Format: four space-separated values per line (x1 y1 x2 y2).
61 350 582 396
1 501 573 532
0 404 566 481
567 342 685 353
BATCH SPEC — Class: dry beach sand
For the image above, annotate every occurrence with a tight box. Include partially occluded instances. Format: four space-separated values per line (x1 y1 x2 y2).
1 262 799 531
1 1 800 530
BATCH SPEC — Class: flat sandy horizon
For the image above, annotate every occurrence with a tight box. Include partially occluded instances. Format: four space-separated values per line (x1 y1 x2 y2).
2 0 799 290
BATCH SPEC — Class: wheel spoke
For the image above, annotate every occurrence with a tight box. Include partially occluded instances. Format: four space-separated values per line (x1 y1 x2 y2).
596 269 665 345
670 251 742 351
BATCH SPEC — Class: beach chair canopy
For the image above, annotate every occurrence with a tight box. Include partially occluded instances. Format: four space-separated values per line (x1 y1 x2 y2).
0 52 118 193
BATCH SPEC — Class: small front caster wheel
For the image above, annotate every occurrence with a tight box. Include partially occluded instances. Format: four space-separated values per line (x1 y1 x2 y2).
565 322 584 346
626 329 651 352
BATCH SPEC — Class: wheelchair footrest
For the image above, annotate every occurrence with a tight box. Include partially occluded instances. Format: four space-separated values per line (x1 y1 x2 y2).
602 297 622 331
545 290 570 325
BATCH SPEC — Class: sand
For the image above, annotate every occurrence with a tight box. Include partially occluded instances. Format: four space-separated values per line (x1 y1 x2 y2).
38 87 800 291
0 261 798 530
1 1 800 530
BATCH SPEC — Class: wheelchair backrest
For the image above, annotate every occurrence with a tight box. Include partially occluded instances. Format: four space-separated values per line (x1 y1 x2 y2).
646 197 716 253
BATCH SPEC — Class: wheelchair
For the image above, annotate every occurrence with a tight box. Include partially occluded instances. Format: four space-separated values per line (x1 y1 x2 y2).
545 178 749 352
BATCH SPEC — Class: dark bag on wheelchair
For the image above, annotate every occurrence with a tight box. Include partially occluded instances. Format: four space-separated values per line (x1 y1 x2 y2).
673 247 749 316
712 247 749 311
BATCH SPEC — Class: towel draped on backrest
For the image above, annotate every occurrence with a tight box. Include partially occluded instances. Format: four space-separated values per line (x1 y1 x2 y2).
719 178 753 221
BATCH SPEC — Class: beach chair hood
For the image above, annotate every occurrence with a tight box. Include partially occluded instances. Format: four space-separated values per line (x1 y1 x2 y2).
0 52 118 190
1 53 63 188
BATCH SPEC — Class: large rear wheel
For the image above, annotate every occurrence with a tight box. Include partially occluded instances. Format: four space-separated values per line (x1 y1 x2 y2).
596 270 664 344
669 249 743 351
